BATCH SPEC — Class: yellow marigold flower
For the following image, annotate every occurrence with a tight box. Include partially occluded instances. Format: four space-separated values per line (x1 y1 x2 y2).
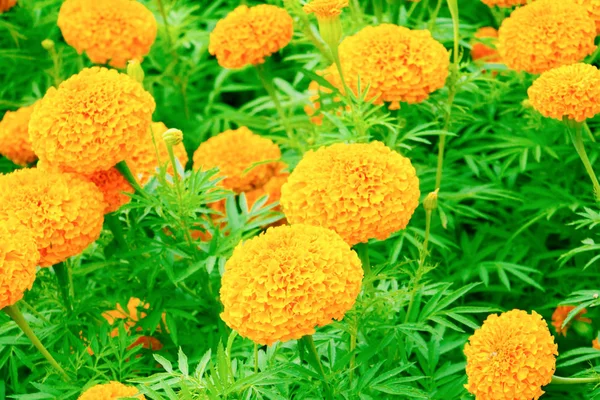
78 381 145 400
280 141 420 246
57 0 157 69
498 0 596 74
338 24 449 110
575 0 600 33
481 0 527 6
0 104 37 166
29 67 155 175
0 221 39 310
208 5 293 69
0 0 16 13
304 0 349 18
0 168 104 267
87 168 134 214
193 127 282 192
464 309 558 400
220 224 363 345
471 27 502 63
527 63 600 122
128 122 189 185
551 305 591 337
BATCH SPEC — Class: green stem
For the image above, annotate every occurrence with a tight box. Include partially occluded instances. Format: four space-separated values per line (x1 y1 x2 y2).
105 212 128 250
53 262 72 313
551 375 600 385
373 0 384 23
155 0 176 59
584 121 596 143
354 242 371 276
428 0 443 32
20 301 50 324
566 120 600 202
115 160 145 195
348 317 358 385
300 336 333 400
254 343 259 374
4 304 70 381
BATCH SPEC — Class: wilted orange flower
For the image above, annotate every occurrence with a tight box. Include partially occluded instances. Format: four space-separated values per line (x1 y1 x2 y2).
87 168 134 214
0 104 37 166
575 0 600 33
220 224 363 345
128 122 189 185
0 0 16 13
29 67 155 175
471 27 502 63
0 168 104 267
304 0 349 18
464 310 558 400
209 5 293 69
551 305 591 337
78 381 145 400
481 0 527 6
305 65 346 125
281 141 420 246
193 127 282 192
528 63 600 122
338 24 449 110
0 221 39 309
498 0 596 74
57 0 157 69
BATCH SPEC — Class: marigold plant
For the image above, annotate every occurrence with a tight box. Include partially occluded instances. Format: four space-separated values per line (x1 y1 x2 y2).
0 104 37 166
464 310 558 400
304 0 349 18
471 27 501 63
87 168 134 214
29 67 155 175
220 224 363 345
575 0 600 33
208 5 293 69
481 0 527 6
498 0 596 74
0 0 16 13
57 0 157 69
281 141 420 245
551 305 591 337
305 65 345 125
78 381 145 400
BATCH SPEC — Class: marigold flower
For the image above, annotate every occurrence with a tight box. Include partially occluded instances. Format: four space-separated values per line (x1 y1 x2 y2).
87 168 134 214
220 224 363 345
464 309 558 400
338 24 449 109
593 338 600 350
0 168 104 267
0 221 39 309
78 381 145 400
193 127 282 192
0 0 16 13
29 67 155 175
498 0 596 74
551 305 591 337
528 63 600 122
0 104 37 166
57 0 157 69
481 0 527 6
575 0 600 33
245 167 289 210
304 0 349 18
281 141 420 246
209 5 293 69
471 27 501 63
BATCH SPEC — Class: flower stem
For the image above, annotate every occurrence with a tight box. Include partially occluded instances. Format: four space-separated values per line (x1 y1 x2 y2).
299 336 333 400
551 375 600 385
254 343 259 374
155 0 176 59
105 212 128 250
565 120 600 202
354 242 371 276
115 160 145 195
4 304 70 381
53 262 72 313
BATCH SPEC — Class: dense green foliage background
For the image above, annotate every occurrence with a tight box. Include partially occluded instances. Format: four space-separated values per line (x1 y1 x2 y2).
1 0 600 398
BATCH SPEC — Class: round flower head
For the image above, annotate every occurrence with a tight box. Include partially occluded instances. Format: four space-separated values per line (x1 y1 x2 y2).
128 122 189 185
464 310 558 400
281 141 420 246
528 63 600 122
338 24 449 109
498 0 596 74
220 224 363 345
78 381 145 400
29 67 155 175
0 104 37 166
87 168 134 214
304 0 349 18
0 0 16 13
471 27 501 63
57 0 157 69
551 305 591 337
209 5 293 69
0 168 104 267
481 0 527 6
193 127 282 192
575 0 600 33
0 221 39 309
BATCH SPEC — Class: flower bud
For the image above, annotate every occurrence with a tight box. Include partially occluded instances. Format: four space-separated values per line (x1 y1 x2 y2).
127 60 145 84
42 39 55 51
163 128 183 146
423 189 439 212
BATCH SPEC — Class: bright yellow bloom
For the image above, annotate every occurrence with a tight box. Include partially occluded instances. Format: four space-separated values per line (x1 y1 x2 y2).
464 310 558 400
78 381 145 400
304 0 349 18
29 67 155 175
528 63 600 122
220 224 363 345
498 0 596 74
281 141 420 246
0 104 37 166
481 0 527 6
87 168 134 214
0 221 39 309
471 27 502 63
0 0 16 13
0 168 104 267
209 5 293 69
575 0 600 33
57 0 157 68
551 305 591 337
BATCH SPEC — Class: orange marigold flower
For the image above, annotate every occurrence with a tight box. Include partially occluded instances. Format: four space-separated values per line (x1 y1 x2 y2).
471 27 502 63
551 305 591 337
0 104 37 166
575 0 600 33
193 127 282 192
593 338 600 350
338 24 449 110
528 63 600 122
220 224 363 345
245 167 289 210
464 309 558 400
128 122 189 186
57 0 157 69
304 0 349 18
0 0 16 13
208 5 293 69
498 0 596 74
78 381 145 400
481 0 527 6
280 141 420 246
0 221 39 309
29 67 155 175
87 168 134 214
0 168 104 267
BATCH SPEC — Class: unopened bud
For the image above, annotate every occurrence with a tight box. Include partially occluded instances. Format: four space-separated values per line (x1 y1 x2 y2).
41 39 55 51
127 60 145 84
423 189 439 212
163 128 183 146
521 99 532 109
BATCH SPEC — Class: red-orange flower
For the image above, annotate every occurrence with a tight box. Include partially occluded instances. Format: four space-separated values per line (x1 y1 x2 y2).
0 0 16 13
471 27 501 63
87 168 133 214
551 305 591 337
